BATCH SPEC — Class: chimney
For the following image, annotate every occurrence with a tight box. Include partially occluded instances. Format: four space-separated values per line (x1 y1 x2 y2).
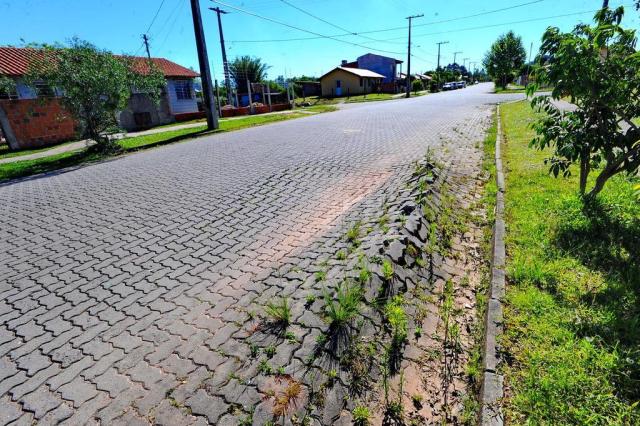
341 60 348 66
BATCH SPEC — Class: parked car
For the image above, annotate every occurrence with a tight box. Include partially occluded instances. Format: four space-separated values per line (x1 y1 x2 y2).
442 82 455 91
456 81 466 89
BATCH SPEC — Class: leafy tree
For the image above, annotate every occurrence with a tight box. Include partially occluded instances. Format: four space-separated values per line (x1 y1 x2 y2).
483 31 527 89
26 39 165 152
411 79 424 93
228 55 270 92
0 76 19 150
527 7 640 199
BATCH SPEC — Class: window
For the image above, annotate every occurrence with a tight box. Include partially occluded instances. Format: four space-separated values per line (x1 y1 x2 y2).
174 80 193 100
336 80 341 88
35 81 54 98
359 77 363 87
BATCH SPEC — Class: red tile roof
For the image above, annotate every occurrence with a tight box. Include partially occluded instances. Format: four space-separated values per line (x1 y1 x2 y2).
0 46 198 79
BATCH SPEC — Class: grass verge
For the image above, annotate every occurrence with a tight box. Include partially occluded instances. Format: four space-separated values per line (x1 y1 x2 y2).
345 93 394 103
0 109 330 182
0 140 79 161
499 100 640 424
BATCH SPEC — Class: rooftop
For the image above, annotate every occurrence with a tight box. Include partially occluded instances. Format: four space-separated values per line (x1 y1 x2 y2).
321 66 386 79
0 46 198 79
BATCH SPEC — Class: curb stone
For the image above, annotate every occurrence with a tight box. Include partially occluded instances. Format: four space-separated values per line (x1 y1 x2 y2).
480 105 507 426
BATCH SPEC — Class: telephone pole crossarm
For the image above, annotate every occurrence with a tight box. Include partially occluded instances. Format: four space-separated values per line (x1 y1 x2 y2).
210 6 234 107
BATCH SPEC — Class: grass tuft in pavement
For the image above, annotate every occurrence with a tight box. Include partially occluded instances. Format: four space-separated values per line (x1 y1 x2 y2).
499 100 640 424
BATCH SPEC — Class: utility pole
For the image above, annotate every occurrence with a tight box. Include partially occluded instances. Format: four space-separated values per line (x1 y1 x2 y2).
190 0 218 130
436 41 449 89
453 51 462 65
602 0 609 7
463 57 470 71
210 7 234 108
405 14 424 98
214 79 222 116
142 34 152 60
247 79 254 114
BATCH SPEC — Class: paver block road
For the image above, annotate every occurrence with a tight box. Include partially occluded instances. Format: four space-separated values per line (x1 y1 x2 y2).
0 83 523 424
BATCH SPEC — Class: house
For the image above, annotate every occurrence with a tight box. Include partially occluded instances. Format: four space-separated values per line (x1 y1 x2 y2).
339 53 403 93
0 47 201 149
118 57 202 130
320 67 385 97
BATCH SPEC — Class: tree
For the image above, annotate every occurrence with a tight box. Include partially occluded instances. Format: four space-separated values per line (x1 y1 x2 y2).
228 56 270 92
527 6 640 199
483 31 527 89
411 79 424 93
26 38 165 152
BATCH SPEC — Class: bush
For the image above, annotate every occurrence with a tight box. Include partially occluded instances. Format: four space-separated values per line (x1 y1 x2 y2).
412 79 424 93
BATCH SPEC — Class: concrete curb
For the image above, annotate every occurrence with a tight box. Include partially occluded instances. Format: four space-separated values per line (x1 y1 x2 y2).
480 104 506 426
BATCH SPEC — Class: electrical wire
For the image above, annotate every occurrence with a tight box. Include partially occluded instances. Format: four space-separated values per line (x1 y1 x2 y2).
227 0 547 43
277 0 389 44
210 0 404 55
145 0 168 34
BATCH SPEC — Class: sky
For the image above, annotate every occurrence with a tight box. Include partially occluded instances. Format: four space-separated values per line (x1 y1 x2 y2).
1 0 638 81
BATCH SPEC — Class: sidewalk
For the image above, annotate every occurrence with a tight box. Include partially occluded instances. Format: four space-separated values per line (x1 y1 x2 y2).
0 109 309 165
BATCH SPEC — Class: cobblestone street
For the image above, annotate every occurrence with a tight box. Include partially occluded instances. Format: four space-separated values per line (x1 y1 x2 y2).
0 84 522 425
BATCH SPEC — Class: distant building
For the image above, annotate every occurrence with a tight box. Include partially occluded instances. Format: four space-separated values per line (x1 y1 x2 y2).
337 53 403 93
0 47 201 149
319 67 385 97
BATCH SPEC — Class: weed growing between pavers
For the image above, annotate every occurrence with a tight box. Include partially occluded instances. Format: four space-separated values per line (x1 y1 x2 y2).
243 147 484 424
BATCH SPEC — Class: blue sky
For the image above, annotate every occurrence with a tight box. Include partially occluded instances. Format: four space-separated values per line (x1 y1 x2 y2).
1 0 638 81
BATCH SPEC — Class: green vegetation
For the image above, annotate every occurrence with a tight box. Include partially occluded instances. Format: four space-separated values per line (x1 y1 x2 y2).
264 297 291 328
493 84 526 94
385 296 408 345
352 406 372 425
0 140 79 161
301 104 337 113
528 7 640 199
500 101 640 424
381 259 394 282
483 31 527 89
0 109 334 182
322 281 362 329
345 93 394 103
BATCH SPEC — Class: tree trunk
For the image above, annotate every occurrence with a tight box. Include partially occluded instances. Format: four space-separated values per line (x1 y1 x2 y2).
586 167 614 199
579 149 590 195
0 104 20 151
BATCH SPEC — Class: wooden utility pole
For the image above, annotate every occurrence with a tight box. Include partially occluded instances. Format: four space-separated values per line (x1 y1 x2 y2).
210 7 234 108
405 14 424 98
142 34 152 60
453 51 462 65
190 0 218 130
214 79 222 117
246 79 254 114
602 0 609 7
436 41 449 89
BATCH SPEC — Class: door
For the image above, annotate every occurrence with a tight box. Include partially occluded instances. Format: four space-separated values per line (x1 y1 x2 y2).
336 80 342 96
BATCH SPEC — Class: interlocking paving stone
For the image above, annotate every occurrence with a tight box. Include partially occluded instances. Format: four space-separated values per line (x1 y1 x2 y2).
0 84 522 423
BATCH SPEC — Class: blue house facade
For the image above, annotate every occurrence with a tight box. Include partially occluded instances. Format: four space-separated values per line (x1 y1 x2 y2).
356 53 402 84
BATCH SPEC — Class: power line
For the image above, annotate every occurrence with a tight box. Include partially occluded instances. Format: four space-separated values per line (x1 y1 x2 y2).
210 0 404 55
405 9 606 40
155 0 187 54
145 0 168 34
227 0 547 43
277 0 388 44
